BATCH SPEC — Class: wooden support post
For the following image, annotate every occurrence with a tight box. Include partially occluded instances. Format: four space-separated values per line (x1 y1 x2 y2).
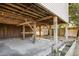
49 25 52 37
65 24 68 40
23 25 25 40
32 23 36 43
39 25 41 37
53 16 58 44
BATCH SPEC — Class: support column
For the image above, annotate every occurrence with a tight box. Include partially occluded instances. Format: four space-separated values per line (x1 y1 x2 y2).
32 23 36 43
53 16 58 44
49 25 52 37
23 25 25 40
65 24 68 40
39 25 41 37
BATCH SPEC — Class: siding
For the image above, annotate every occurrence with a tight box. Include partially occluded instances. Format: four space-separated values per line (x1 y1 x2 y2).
0 24 22 39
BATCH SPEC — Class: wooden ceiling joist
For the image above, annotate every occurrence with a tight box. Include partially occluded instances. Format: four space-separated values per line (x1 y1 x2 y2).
0 7 35 19
0 15 23 22
0 4 38 18
0 8 26 19
0 9 36 22
0 3 65 26
17 4 47 17
19 22 33 26
37 16 53 21
0 12 25 21
31 4 50 16
5 4 44 18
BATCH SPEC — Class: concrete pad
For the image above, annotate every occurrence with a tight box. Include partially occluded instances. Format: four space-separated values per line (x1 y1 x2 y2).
0 38 53 56
0 42 22 56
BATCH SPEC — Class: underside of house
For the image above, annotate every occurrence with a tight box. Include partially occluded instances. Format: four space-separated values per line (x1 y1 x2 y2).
0 3 66 39
0 3 77 56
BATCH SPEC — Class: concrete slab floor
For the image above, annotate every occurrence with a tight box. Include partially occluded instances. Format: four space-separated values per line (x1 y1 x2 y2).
0 37 76 56
0 37 53 56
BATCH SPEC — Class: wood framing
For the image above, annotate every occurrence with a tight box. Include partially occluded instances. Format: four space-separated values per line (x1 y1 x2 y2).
0 4 38 18
19 22 33 26
32 23 37 43
0 16 23 25
37 16 53 21
48 25 52 37
65 24 68 40
0 3 67 42
39 25 41 36
21 32 33 34
53 16 58 44
6 4 43 18
22 25 25 39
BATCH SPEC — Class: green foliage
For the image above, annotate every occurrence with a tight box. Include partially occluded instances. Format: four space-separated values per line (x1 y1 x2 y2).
69 3 79 26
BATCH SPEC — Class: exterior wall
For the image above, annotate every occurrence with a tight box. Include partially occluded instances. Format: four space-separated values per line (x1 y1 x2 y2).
68 28 78 37
36 26 40 36
41 26 48 36
0 24 22 39
36 26 65 36
36 26 48 36
0 24 33 39
59 28 65 36
36 26 78 37
58 27 78 37
40 3 69 23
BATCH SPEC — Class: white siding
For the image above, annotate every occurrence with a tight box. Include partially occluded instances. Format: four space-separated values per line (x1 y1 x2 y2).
40 3 69 23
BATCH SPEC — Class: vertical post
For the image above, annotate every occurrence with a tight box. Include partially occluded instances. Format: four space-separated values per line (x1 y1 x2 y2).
49 25 52 37
39 25 41 37
65 24 68 40
53 16 58 44
32 23 36 43
23 25 25 40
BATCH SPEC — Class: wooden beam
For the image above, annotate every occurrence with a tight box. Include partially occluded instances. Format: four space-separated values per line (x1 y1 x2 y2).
5 4 43 18
37 16 53 21
0 16 23 25
48 25 52 36
53 16 58 44
39 25 41 36
32 23 37 43
18 17 37 31
32 4 49 16
0 11 26 21
0 14 24 22
0 8 36 20
18 4 46 17
19 22 32 26
18 21 35 32
65 24 68 40
23 25 25 39
27 23 35 31
0 4 38 18
21 32 33 34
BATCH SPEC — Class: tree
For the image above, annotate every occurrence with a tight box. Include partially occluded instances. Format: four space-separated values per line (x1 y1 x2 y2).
69 3 79 26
